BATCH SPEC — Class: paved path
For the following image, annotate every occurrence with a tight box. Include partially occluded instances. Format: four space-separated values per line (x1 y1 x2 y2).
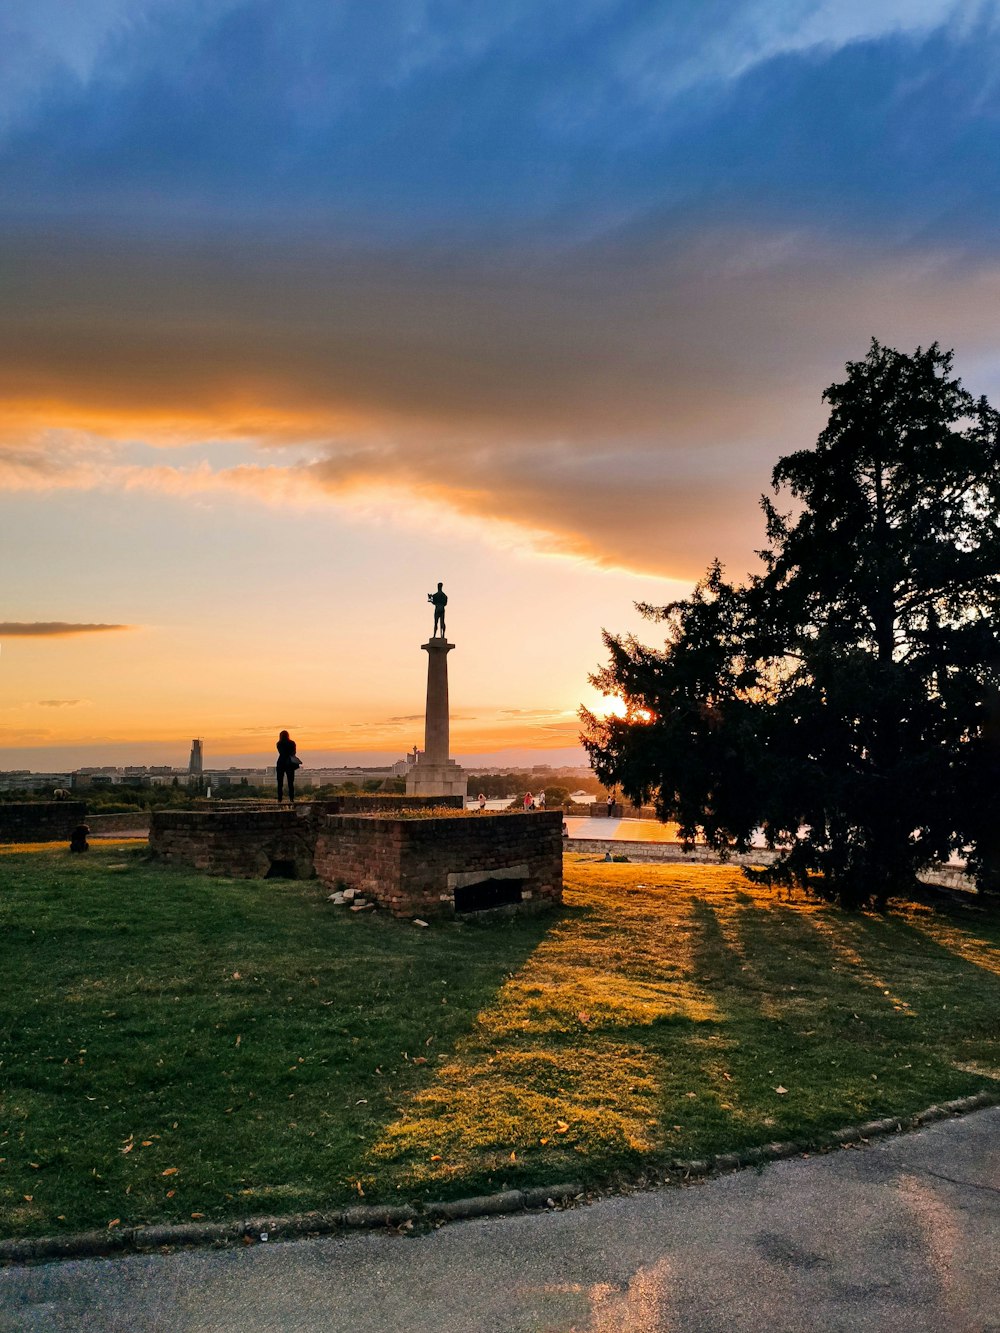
3 1108 998 1332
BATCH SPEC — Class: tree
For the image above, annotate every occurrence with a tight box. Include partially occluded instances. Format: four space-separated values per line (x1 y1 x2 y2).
582 342 1000 908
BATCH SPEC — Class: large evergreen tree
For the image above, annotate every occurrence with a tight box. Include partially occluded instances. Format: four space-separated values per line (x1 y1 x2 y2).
582 342 1000 908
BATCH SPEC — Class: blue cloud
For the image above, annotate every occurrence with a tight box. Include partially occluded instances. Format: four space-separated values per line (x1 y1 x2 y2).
1 0 996 248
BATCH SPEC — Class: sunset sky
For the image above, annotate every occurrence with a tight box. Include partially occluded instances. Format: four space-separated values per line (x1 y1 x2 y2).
3 1 1000 768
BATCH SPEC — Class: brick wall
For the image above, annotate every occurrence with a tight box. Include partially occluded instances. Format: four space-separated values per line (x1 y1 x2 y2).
147 805 563 920
149 809 316 878
314 810 563 919
0 802 88 844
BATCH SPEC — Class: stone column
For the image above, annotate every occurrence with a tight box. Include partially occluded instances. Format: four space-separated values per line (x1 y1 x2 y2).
406 638 468 798
422 638 453 763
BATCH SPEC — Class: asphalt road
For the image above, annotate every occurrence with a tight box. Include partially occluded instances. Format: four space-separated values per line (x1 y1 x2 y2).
2 1108 998 1333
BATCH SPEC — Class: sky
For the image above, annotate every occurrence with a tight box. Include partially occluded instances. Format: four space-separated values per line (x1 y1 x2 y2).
3 1 1000 768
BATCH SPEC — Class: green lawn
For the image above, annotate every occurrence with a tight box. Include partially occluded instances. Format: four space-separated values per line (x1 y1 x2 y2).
2 841 999 1238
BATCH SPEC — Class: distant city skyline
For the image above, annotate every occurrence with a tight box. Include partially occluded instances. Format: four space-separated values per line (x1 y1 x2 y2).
0 742 589 773
4 3 999 758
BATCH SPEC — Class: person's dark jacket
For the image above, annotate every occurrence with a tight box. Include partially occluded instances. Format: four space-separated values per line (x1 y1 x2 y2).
276 737 297 767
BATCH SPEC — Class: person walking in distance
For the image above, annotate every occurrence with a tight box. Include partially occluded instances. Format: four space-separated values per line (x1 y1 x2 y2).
478 792 487 813
276 730 298 804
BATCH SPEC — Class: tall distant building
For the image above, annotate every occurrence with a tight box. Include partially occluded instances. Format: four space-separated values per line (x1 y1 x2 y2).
188 739 204 776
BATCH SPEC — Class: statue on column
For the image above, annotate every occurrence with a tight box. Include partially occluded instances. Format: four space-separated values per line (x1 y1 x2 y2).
428 582 448 638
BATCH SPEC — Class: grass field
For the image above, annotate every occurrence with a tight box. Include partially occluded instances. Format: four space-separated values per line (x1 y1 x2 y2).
2 841 999 1238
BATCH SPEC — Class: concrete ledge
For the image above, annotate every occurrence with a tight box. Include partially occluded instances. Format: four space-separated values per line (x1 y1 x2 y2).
565 839 778 865
2 1095 996 1266
340 1205 419 1229
426 1190 530 1221
447 864 529 890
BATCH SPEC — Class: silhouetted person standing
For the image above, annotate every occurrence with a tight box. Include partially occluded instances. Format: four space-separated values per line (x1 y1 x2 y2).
276 730 298 804
428 582 448 637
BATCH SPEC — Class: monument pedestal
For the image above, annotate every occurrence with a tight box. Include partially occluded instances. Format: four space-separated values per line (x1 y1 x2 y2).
405 759 468 798
405 636 468 800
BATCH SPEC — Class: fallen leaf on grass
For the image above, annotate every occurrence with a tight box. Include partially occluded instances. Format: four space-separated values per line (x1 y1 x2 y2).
775 1086 788 1095
430 1155 442 1162
141 1141 153 1147
577 1012 591 1024
121 1143 134 1155
161 1167 178 1176
509 1151 517 1162
412 1056 427 1065
166 1190 175 1198
23 1195 33 1203
540 1138 549 1145
108 1219 120 1228
556 1120 570 1134
191 1212 205 1219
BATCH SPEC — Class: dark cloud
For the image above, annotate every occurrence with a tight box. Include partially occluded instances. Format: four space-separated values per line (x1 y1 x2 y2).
3 3 1000 580
4 226 998 578
37 699 86 707
0 622 132 636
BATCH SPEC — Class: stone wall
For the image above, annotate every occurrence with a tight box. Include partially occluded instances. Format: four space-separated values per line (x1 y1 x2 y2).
0 801 88 844
149 809 316 878
86 812 152 835
313 794 464 815
314 810 563 919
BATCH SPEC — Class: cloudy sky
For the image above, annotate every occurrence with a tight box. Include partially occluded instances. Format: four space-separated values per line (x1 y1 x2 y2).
2 1 999 767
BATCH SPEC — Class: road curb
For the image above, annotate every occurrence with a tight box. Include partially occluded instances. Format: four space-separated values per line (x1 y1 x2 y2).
2 1092 996 1266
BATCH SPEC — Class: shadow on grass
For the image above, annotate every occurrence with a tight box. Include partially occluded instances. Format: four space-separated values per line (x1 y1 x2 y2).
0 845 557 1236
363 868 1000 1198
676 894 1000 1156
366 875 723 1197
4 852 999 1237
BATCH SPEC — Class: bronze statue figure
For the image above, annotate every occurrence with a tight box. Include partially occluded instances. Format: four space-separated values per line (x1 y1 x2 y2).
428 582 448 637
